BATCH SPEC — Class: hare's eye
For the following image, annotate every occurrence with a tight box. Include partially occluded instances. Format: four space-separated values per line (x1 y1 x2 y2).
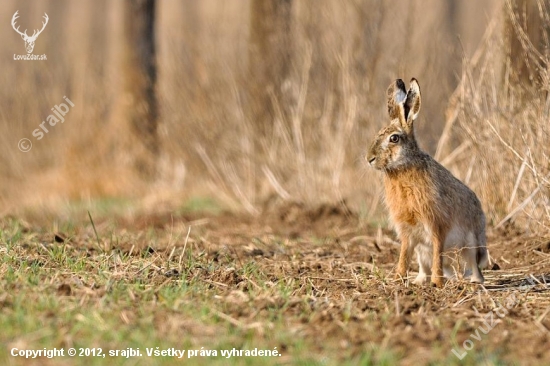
389 134 400 143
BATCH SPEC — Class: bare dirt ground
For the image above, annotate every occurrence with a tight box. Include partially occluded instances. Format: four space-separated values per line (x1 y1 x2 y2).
112 202 550 365
4 203 550 365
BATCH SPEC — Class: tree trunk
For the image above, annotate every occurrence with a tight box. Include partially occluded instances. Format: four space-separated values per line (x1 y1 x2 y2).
248 0 293 136
121 0 158 178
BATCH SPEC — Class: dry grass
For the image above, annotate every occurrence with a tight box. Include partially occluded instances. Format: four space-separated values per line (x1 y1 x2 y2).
1 0 502 218
439 2 550 232
5 0 546 235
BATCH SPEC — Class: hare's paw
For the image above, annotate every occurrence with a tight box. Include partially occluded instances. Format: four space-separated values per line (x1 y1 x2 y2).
431 276 445 288
395 265 407 279
470 273 484 284
464 265 484 284
412 273 428 285
394 271 406 282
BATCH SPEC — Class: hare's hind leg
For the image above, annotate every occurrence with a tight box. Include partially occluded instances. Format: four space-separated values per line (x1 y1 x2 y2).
430 230 445 287
443 259 457 280
461 246 484 284
459 232 484 283
413 244 431 285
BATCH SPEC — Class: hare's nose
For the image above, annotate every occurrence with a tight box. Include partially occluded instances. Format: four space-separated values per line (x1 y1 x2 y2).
366 155 376 165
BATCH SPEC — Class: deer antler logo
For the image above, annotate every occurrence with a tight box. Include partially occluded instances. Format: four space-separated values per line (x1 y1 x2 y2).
11 10 49 54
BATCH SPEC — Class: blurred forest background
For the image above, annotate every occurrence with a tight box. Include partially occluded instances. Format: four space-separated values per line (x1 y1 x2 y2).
0 0 549 231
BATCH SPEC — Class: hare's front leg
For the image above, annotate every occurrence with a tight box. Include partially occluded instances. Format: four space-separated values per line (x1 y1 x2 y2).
395 234 410 280
431 231 445 287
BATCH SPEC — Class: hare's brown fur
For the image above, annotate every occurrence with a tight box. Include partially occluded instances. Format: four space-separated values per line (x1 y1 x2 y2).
367 78 488 287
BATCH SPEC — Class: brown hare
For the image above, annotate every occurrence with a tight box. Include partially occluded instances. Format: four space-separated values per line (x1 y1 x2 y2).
366 78 488 287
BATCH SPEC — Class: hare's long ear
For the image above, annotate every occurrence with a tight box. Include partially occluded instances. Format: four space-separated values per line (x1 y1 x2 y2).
386 79 407 121
404 78 421 123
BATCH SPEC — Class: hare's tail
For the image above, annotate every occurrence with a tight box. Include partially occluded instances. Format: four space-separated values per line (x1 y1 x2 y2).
477 245 489 269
